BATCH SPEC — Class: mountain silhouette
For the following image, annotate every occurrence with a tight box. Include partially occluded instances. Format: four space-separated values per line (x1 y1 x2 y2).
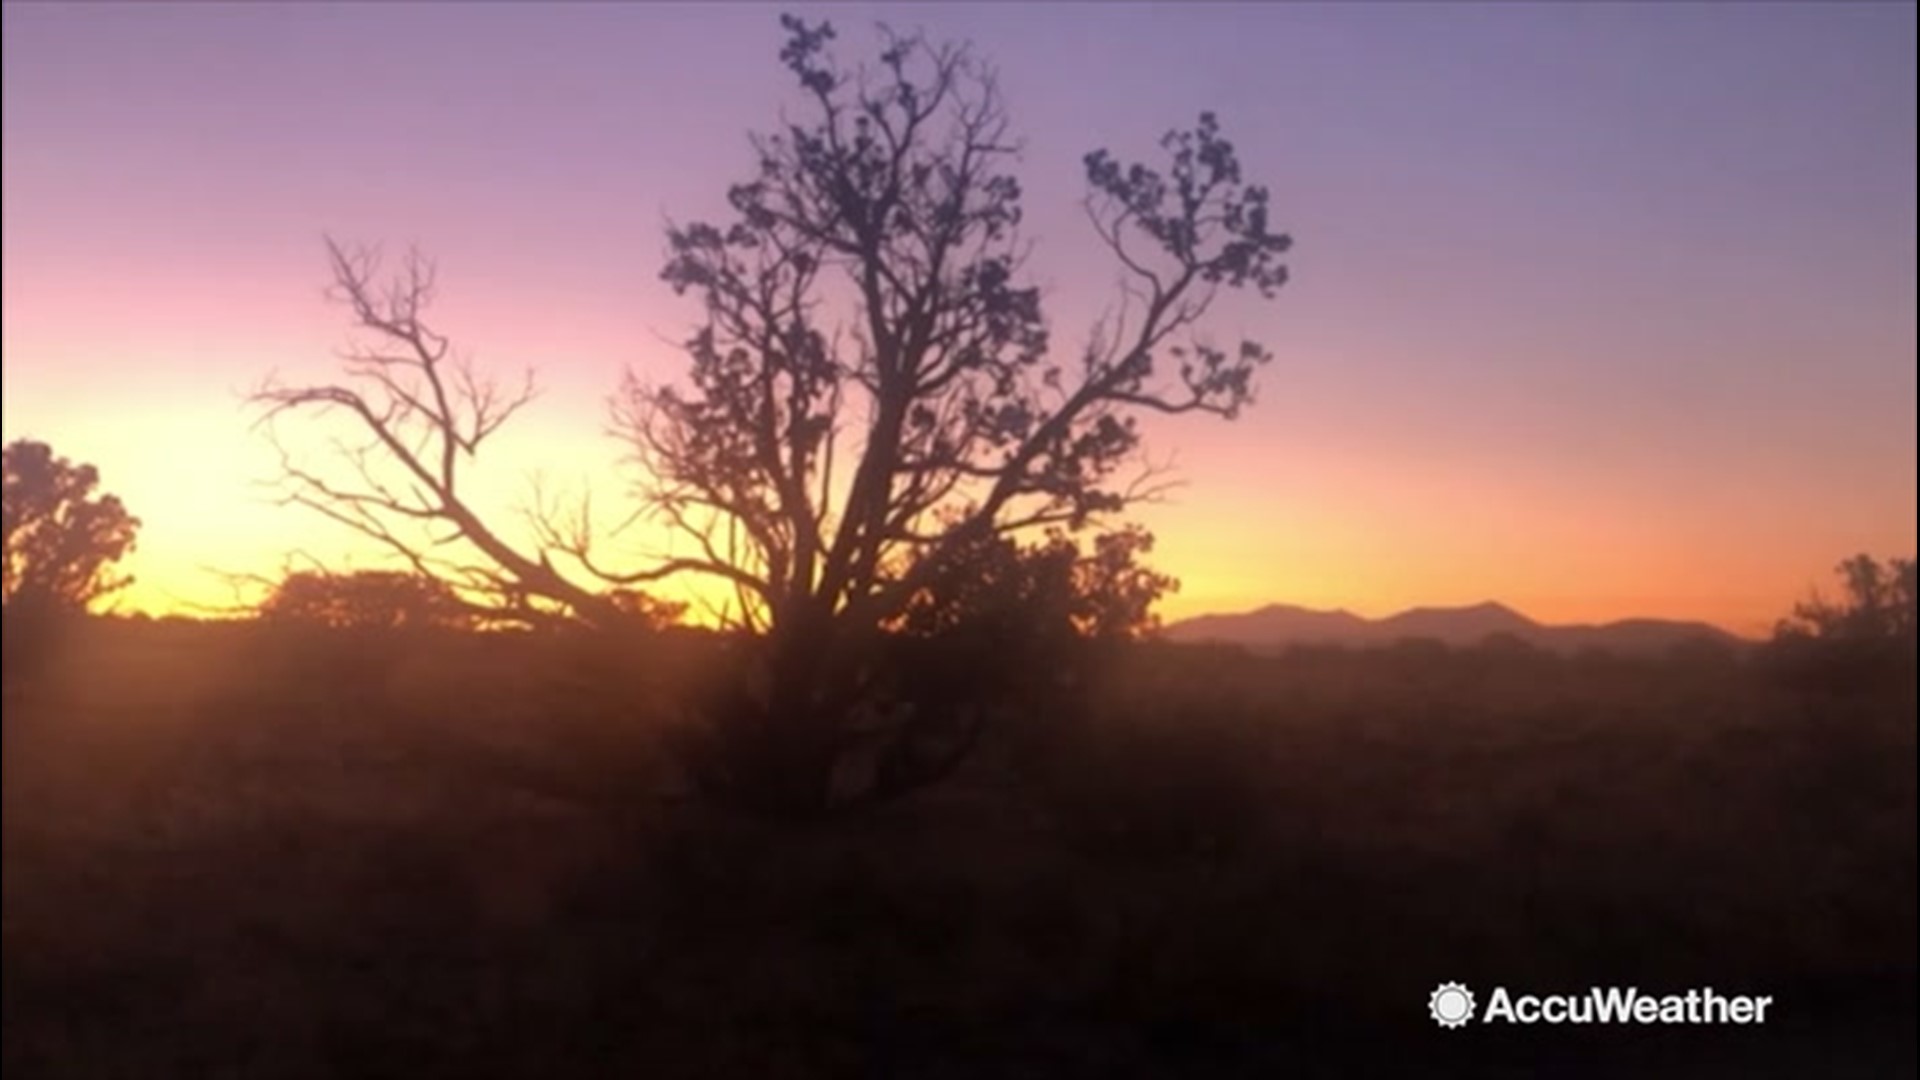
1379 601 1535 641
1162 602 1745 655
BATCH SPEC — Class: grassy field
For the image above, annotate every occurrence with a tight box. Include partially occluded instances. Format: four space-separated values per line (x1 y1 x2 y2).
4 618 1914 1077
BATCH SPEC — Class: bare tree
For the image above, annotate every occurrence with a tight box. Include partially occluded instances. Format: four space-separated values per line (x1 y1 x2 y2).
255 16 1293 814
250 241 657 631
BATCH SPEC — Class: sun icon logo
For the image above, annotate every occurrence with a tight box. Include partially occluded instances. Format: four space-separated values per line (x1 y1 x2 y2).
1429 982 1475 1028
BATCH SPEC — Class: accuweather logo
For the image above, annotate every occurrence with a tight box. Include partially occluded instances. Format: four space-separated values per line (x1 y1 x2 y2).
1428 983 1774 1028
1429 983 1476 1028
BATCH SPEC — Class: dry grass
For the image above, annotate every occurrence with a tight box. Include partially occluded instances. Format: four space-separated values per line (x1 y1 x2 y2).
3 619 1913 1077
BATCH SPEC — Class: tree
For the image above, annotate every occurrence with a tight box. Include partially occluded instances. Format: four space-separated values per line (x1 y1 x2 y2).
253 15 1292 814
896 526 1173 642
873 526 1175 800
602 587 691 632
2 439 140 614
1776 554 1917 644
1766 554 1917 696
258 569 473 631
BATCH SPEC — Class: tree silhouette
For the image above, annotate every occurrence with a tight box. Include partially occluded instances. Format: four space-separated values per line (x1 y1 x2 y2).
1765 554 1917 696
249 238 656 632
894 525 1174 646
2 439 140 614
253 15 1292 813
1777 554 1917 644
621 17 1288 813
258 569 473 631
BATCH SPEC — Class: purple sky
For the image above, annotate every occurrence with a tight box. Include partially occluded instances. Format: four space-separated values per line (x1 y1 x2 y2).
3 1 1915 632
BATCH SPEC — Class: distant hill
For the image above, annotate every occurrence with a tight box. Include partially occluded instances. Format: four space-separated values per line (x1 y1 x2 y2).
1161 601 1747 656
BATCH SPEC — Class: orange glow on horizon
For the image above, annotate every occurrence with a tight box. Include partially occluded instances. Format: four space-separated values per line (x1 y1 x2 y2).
5 3 1913 642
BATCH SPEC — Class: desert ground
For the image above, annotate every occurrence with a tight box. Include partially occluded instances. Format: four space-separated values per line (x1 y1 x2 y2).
3 617 1913 1077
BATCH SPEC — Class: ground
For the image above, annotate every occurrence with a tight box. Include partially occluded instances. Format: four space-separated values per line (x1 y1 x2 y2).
3 619 1913 1077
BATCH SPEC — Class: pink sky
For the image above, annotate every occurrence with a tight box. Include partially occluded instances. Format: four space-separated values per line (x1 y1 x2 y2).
3 2 1914 635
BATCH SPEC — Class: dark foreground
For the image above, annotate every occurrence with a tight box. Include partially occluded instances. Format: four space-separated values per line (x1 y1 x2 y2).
4 619 1914 1077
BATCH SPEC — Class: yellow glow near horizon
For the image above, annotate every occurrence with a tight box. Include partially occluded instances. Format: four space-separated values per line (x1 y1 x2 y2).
5 4 1914 640
8 333 1911 642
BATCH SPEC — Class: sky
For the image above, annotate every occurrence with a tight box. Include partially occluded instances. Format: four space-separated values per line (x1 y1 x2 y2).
3 1 1914 636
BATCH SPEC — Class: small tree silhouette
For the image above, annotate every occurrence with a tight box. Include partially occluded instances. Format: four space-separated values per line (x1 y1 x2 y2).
1776 554 1917 644
258 569 472 631
1767 554 1917 695
2 439 140 695
2 439 139 614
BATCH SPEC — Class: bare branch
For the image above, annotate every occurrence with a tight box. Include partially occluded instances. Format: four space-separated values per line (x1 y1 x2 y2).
248 239 641 629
